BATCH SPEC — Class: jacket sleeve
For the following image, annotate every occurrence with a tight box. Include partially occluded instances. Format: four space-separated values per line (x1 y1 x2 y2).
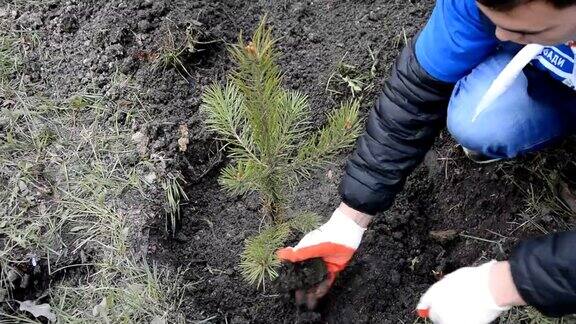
338 40 453 215
338 0 498 215
509 231 576 317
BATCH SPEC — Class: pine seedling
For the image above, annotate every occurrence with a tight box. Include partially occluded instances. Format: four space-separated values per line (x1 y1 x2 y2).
202 17 362 287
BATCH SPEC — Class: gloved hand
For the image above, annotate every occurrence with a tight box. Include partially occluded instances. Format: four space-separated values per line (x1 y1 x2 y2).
416 261 511 324
277 208 366 309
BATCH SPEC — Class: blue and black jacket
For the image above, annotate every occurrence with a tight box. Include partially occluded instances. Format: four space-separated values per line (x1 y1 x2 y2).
339 0 576 316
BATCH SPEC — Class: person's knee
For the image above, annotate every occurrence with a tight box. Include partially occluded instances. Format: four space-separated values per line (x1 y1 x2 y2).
446 51 568 159
448 111 529 158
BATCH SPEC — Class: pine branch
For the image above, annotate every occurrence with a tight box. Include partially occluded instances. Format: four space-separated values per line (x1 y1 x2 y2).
240 212 321 289
267 90 311 160
240 223 291 289
220 160 288 217
228 17 284 161
293 99 362 176
289 211 321 234
219 159 265 195
201 83 262 164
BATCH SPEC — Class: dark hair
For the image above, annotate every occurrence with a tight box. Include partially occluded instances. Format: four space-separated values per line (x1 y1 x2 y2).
477 0 576 11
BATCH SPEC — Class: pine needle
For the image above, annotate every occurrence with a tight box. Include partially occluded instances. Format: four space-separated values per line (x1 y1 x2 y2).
240 224 290 289
289 212 322 234
295 98 362 175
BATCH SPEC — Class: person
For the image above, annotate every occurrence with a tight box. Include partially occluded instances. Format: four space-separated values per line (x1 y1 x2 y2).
277 0 576 322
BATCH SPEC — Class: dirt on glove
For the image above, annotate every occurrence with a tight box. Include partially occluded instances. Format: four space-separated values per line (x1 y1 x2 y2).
275 258 328 322
277 258 328 293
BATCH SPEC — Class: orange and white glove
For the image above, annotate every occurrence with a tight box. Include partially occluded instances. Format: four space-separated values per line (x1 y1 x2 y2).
416 261 511 324
277 208 366 308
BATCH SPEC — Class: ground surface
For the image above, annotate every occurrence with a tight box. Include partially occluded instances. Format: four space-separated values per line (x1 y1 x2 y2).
2 0 576 323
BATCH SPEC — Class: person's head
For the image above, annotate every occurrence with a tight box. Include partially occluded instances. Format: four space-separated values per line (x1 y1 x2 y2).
476 0 576 45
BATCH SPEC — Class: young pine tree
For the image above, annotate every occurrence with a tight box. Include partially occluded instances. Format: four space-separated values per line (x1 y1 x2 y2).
201 18 362 288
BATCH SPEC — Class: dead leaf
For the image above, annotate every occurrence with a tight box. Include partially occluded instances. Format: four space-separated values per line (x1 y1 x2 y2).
245 41 257 57
18 301 56 322
429 229 459 244
178 124 190 152
559 181 576 213
117 99 133 108
151 316 167 324
432 270 444 281
326 170 333 180
133 51 158 62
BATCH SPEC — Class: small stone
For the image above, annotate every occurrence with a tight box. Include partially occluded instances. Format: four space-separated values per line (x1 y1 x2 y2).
137 19 150 32
144 172 157 184
19 274 31 289
141 0 153 7
131 131 149 155
368 11 379 21
174 232 189 242
308 33 321 43
292 2 306 17
18 180 29 193
106 44 124 57
7 269 20 283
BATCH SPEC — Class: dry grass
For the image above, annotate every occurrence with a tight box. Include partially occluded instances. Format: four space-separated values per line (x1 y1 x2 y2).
500 307 576 324
497 150 576 323
0 22 186 323
505 153 576 236
163 173 188 236
325 52 375 98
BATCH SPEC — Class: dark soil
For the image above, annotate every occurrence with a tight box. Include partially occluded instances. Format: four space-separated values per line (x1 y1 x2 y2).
7 0 576 323
277 259 328 294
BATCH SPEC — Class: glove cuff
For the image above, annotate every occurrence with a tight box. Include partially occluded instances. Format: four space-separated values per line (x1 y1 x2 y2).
480 261 513 312
321 209 366 249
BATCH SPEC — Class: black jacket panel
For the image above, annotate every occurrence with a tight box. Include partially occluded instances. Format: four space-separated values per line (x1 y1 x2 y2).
339 38 454 215
510 231 576 317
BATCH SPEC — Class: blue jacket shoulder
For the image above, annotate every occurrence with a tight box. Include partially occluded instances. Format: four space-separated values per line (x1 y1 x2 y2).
415 0 499 82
